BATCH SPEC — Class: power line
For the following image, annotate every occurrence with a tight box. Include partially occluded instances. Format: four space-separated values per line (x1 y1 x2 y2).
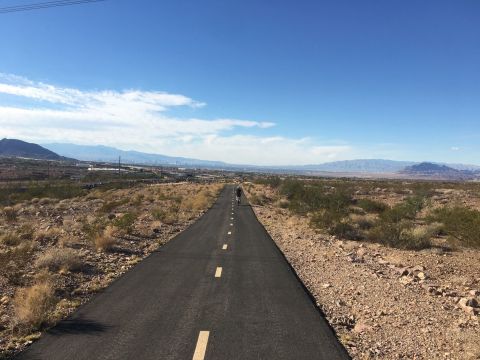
0 0 107 14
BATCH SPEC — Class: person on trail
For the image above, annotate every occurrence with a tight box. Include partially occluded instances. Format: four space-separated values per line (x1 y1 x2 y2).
235 186 242 205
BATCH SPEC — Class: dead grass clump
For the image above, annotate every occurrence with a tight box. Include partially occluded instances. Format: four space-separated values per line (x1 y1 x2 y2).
35 248 83 272
18 224 35 240
14 279 57 331
152 208 178 224
94 226 116 252
99 198 129 213
0 232 22 246
2 206 17 222
34 228 63 243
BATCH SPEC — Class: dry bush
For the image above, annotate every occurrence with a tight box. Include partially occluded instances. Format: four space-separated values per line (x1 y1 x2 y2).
35 248 83 272
182 192 210 211
34 228 63 243
0 232 22 246
14 279 57 331
152 208 178 224
38 198 53 205
2 206 17 222
94 226 116 252
18 224 35 240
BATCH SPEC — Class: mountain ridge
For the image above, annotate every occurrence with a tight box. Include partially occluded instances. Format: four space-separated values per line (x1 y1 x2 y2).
0 138 68 161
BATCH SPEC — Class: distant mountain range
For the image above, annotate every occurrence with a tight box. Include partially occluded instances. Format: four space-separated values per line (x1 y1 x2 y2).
295 159 417 173
1 139 479 179
0 138 67 161
43 143 228 167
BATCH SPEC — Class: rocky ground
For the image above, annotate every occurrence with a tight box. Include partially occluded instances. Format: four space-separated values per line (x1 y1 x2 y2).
246 184 480 360
0 182 223 358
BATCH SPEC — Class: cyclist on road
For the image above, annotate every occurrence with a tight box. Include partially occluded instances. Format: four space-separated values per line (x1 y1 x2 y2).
235 186 242 205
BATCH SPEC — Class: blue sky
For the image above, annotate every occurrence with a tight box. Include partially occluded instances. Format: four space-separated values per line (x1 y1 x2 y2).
0 0 479 165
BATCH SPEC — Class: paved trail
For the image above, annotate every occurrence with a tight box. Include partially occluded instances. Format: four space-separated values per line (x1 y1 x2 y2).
15 185 349 360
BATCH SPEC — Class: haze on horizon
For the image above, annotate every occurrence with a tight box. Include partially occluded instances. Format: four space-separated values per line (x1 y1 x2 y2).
0 1 478 166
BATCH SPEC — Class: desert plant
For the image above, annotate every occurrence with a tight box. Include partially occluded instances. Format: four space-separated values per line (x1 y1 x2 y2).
113 212 137 234
35 248 83 272
99 198 129 213
2 206 17 222
428 206 480 248
356 199 387 213
14 279 57 331
152 208 178 224
94 226 117 251
0 232 21 246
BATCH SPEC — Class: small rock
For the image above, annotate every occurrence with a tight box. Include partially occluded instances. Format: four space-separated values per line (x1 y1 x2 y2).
417 272 427 280
353 322 372 333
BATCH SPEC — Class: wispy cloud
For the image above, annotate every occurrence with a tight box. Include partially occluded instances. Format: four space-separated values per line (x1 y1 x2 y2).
0 73 352 165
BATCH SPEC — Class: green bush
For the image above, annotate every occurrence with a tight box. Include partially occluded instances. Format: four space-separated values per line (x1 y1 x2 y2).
428 206 480 248
113 212 137 234
367 196 431 249
356 199 387 213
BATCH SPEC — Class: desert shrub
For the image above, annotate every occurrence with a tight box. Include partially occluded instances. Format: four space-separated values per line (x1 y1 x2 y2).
81 218 106 242
94 226 117 252
38 198 54 205
356 199 387 213
278 199 290 208
255 176 282 188
1 183 85 206
113 212 137 234
249 193 268 206
2 206 17 222
0 242 35 285
368 220 413 248
18 224 35 240
331 222 363 240
35 248 83 272
1 232 22 246
14 279 57 331
34 228 63 243
365 196 430 249
152 208 166 221
428 206 480 248
182 192 210 210
131 194 144 206
99 198 129 213
152 208 178 224
350 214 375 230
380 196 425 223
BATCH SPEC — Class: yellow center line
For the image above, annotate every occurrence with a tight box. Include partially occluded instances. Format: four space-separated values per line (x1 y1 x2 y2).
215 267 223 278
222 244 228 250
192 331 210 360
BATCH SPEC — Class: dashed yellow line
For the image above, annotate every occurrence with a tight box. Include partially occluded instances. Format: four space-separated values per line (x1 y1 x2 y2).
192 331 210 360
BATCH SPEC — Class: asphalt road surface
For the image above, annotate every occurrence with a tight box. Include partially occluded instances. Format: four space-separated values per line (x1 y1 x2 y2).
15 185 349 360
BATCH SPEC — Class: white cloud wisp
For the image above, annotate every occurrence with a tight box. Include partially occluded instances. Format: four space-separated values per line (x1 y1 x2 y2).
0 73 352 165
